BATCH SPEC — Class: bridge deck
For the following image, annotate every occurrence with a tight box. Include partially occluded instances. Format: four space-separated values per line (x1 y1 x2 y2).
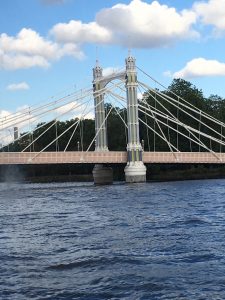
0 151 225 165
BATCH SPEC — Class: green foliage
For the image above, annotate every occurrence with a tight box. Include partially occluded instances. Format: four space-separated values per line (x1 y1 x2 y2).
106 104 127 150
4 78 225 153
140 78 225 152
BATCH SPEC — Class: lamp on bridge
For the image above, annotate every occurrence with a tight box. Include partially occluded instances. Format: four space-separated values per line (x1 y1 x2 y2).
14 127 19 141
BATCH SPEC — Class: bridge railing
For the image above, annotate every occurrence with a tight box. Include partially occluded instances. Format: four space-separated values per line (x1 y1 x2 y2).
1 151 225 165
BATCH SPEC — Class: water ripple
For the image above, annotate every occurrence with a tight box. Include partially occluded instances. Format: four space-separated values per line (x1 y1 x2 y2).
1 179 225 299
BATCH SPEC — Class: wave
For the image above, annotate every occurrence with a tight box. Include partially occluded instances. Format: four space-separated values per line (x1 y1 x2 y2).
47 255 145 271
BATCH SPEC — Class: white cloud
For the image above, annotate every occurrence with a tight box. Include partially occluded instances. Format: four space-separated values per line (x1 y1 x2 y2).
7 82 30 91
97 0 198 47
4 0 224 72
0 108 29 146
102 67 121 77
0 50 49 70
55 102 76 115
0 105 32 130
0 109 11 119
57 43 84 60
173 58 225 79
53 101 94 120
137 92 143 100
194 0 225 33
0 28 59 58
51 0 198 48
51 20 112 44
0 28 84 70
163 70 173 78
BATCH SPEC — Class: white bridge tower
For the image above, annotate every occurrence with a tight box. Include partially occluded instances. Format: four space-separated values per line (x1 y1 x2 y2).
124 54 146 182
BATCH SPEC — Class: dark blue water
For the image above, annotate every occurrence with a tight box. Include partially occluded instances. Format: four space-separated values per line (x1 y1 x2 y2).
1 179 225 299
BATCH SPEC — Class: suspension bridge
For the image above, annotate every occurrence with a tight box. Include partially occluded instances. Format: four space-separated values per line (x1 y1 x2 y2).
1 54 225 184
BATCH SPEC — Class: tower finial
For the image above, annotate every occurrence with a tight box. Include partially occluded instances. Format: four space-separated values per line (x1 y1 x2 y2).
127 34 132 58
128 48 131 57
96 46 99 67
93 47 102 80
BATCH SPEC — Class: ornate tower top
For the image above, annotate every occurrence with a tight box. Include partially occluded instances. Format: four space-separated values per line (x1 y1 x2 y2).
125 54 136 72
93 60 103 80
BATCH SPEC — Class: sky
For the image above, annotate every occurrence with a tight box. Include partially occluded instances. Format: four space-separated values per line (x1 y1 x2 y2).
1 0 225 117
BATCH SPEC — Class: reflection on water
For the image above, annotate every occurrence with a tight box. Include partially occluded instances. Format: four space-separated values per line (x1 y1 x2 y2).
1 179 225 299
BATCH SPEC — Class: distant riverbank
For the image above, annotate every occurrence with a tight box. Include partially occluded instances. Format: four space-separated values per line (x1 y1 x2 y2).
1 163 225 183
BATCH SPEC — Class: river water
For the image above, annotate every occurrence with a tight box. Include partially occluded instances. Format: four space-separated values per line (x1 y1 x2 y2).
1 179 225 299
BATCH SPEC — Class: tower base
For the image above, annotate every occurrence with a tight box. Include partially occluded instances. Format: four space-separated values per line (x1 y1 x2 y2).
124 161 146 183
92 164 113 185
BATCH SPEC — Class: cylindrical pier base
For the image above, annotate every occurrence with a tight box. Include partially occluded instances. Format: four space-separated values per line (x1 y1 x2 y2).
92 164 113 185
124 162 146 183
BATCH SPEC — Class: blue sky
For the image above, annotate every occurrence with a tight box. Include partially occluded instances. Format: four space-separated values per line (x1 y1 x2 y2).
1 0 225 116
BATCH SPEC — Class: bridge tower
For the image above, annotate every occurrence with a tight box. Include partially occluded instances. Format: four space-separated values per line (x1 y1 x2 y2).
92 60 108 152
124 54 146 182
92 60 113 184
92 55 146 184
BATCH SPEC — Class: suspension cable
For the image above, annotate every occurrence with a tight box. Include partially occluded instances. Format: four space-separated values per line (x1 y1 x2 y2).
139 102 225 149
29 103 95 161
139 107 221 161
139 118 179 152
63 97 92 152
137 65 225 128
2 82 121 150
139 81 225 142
21 97 91 152
86 105 114 152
